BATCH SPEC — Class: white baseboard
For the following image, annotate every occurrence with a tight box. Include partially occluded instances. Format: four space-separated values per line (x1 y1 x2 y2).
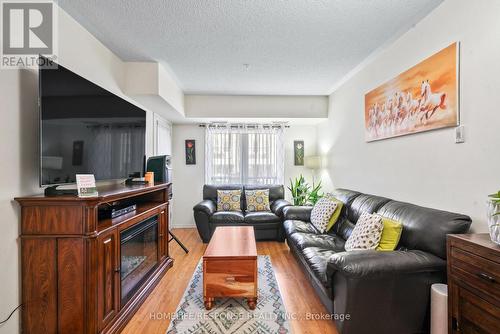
171 223 196 229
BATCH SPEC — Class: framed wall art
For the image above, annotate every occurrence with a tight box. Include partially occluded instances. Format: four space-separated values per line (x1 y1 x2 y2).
294 140 304 166
365 42 459 141
185 139 196 165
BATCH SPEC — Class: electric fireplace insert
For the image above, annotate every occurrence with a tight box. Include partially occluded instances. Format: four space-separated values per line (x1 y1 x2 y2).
120 215 159 305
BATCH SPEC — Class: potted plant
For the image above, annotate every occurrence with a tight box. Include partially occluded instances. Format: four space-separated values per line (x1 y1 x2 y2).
288 175 310 206
487 191 500 244
307 181 323 205
288 175 323 206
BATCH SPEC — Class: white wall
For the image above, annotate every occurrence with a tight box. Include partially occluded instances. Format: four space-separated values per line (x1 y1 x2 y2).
185 95 328 119
0 69 39 334
171 124 317 227
125 62 186 123
171 125 206 227
283 125 318 201
317 0 500 232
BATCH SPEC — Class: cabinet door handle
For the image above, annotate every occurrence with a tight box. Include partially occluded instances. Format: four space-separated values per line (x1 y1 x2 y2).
477 272 496 283
225 276 236 284
114 267 120 273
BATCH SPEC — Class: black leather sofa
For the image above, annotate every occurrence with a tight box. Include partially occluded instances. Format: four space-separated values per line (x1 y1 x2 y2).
193 184 290 243
283 188 472 334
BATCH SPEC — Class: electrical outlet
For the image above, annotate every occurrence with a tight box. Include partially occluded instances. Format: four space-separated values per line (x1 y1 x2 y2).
455 125 465 143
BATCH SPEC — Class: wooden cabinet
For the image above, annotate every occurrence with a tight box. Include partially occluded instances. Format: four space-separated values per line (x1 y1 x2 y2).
447 234 500 334
16 183 173 334
97 228 120 331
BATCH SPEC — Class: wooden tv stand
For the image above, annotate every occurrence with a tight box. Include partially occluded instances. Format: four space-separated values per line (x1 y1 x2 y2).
15 183 173 334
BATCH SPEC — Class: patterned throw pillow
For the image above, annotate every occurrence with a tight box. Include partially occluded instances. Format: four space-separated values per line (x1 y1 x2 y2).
217 190 242 211
345 212 384 251
323 194 344 232
310 197 339 233
245 189 270 212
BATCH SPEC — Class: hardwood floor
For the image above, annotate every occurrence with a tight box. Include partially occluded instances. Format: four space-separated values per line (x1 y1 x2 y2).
122 228 338 334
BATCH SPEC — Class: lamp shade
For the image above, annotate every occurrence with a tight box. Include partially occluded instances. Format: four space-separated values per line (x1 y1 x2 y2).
304 155 322 170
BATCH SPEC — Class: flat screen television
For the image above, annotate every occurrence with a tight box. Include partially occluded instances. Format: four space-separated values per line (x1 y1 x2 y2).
39 58 146 186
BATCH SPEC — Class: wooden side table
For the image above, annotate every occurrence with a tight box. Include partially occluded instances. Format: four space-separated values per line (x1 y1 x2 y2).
447 234 500 333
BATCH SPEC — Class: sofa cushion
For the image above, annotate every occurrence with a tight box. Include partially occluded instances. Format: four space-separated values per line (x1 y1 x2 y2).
243 185 284 211
270 199 290 217
302 247 338 286
329 188 362 206
244 184 284 202
204 184 242 202
244 211 280 224
209 211 245 224
289 232 346 252
377 200 472 258
283 206 313 222
284 220 319 236
335 219 356 241
346 194 391 223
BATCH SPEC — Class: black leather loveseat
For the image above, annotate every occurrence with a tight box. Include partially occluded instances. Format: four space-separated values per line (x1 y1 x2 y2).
193 184 290 243
283 188 472 334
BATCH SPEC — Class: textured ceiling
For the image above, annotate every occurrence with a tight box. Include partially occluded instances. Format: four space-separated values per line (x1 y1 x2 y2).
57 0 442 95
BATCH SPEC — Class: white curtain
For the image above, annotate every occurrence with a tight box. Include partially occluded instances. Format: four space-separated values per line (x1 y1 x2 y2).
205 124 285 185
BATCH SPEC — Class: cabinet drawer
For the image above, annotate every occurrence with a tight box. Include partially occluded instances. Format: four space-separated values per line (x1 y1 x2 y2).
457 286 500 333
450 247 500 301
203 259 257 298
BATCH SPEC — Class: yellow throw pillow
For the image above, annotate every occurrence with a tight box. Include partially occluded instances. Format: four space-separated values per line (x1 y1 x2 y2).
326 199 343 232
376 215 403 251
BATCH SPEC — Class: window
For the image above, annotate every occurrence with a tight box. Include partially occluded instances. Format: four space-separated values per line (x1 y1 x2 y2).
205 124 285 185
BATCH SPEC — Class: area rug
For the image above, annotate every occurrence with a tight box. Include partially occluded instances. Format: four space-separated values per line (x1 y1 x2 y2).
166 255 291 334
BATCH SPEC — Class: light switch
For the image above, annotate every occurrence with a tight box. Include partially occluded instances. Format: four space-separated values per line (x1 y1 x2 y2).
455 125 465 143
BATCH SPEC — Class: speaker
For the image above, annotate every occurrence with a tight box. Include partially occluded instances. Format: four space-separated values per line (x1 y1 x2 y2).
146 155 169 183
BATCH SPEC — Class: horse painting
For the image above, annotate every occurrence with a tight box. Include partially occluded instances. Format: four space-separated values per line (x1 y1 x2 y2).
419 80 447 122
365 42 458 141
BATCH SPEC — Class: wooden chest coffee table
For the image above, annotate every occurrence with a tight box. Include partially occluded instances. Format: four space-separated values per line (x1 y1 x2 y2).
203 226 258 310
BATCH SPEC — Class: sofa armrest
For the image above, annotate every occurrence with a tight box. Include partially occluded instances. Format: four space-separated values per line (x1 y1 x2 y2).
327 250 447 334
193 200 215 243
193 200 216 216
283 206 313 222
271 199 291 217
327 250 446 279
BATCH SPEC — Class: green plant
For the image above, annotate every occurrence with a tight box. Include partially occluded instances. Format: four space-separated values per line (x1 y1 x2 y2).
307 181 323 205
288 175 310 206
287 175 324 206
488 190 500 216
